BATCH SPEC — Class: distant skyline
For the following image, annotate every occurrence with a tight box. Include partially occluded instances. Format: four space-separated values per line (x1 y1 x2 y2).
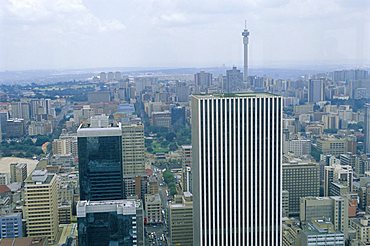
0 0 369 71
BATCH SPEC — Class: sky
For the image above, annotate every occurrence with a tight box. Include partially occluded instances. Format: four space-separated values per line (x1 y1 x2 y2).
0 0 369 71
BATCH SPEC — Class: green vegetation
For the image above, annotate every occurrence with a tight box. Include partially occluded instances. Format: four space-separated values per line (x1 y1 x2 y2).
0 141 43 158
145 126 191 153
330 98 370 112
0 135 52 158
163 170 177 196
135 100 191 153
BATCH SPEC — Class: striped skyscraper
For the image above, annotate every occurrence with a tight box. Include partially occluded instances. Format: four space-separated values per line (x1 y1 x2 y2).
192 93 283 245
365 104 370 154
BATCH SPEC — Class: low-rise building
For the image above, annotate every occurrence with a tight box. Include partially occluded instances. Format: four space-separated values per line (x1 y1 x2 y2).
300 219 345 246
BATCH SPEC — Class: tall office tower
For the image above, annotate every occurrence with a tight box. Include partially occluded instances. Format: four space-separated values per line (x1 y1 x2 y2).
29 98 54 118
100 72 107 81
308 79 324 103
10 163 27 184
168 192 193 246
324 164 353 196
114 71 122 80
242 23 250 82
108 71 115 81
224 67 244 93
10 101 30 121
77 200 145 246
77 123 124 201
365 104 370 154
171 106 186 127
282 161 320 216
24 170 59 245
194 71 213 93
122 123 146 197
333 69 369 82
181 145 193 192
0 110 8 136
192 93 283 245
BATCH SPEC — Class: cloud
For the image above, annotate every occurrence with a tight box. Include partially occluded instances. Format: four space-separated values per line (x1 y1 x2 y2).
0 0 369 70
1 0 125 32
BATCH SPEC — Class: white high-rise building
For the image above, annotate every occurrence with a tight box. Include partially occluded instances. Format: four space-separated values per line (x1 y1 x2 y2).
192 93 283 245
365 104 370 154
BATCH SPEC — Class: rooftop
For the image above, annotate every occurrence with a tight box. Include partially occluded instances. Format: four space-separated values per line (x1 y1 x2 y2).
77 122 122 137
0 237 48 246
25 170 54 185
192 92 280 99
0 185 11 193
77 199 139 217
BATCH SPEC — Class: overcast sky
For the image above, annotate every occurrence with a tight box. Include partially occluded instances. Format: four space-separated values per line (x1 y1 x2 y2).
0 0 369 71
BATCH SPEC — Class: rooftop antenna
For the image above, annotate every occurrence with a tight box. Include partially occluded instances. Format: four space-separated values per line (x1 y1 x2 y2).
245 20 247 29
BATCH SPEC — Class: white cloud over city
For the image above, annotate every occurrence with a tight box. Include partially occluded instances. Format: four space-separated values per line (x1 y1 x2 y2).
0 0 369 70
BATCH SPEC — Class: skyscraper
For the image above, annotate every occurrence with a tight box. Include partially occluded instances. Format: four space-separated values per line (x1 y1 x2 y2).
168 192 193 246
121 123 146 197
77 123 124 201
242 22 250 82
282 161 320 216
24 170 59 245
191 93 283 245
224 67 244 93
365 104 370 154
308 79 324 103
194 71 213 93
77 199 144 246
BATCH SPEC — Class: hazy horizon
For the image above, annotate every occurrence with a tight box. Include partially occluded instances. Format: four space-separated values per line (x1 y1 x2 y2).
0 0 369 71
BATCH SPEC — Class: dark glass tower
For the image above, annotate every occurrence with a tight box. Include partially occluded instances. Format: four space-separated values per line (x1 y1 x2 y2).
77 124 124 201
77 200 144 246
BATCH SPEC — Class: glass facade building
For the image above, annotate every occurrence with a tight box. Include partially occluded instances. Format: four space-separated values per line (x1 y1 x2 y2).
77 125 124 201
77 200 144 246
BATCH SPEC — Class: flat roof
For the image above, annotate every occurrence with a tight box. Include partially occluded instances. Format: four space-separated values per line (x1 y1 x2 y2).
77 199 139 217
192 92 280 99
77 122 122 137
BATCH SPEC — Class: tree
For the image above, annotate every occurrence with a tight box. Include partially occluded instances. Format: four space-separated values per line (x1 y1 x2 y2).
35 136 50 146
165 132 176 142
169 143 178 151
